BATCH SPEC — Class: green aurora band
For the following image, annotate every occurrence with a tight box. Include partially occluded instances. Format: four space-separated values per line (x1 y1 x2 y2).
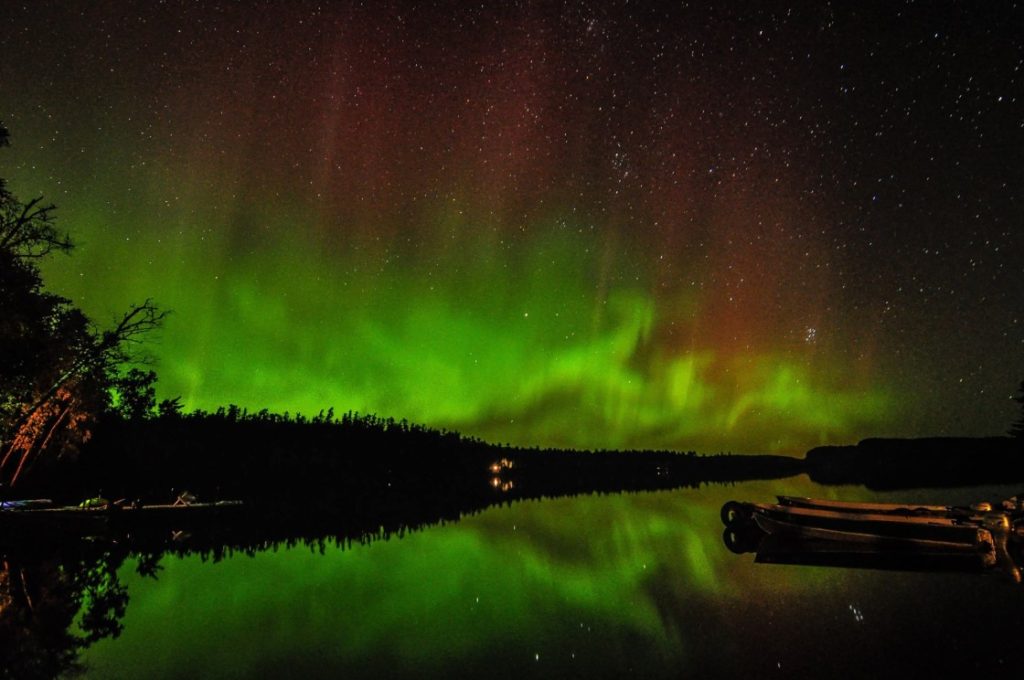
27 190 892 453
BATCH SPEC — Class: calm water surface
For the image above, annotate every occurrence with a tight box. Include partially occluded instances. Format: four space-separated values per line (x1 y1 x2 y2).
79 478 1024 678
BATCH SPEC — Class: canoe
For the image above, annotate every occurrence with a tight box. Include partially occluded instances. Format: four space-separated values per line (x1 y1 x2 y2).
776 496 958 515
0 499 54 510
753 504 987 543
722 496 1023 581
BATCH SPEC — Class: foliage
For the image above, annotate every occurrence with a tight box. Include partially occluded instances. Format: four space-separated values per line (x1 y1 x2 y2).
0 124 165 486
112 368 158 421
0 545 132 680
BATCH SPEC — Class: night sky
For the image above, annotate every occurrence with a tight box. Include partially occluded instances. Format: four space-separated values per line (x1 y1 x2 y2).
1 1 1021 453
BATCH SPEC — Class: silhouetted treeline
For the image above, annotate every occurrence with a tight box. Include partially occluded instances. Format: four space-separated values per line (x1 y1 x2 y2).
13 406 802 515
18 403 1024 516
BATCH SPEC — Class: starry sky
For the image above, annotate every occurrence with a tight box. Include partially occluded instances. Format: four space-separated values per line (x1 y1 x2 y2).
1 1 1021 453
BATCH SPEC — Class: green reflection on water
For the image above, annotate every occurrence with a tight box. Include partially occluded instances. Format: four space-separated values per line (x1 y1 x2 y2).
81 479 856 678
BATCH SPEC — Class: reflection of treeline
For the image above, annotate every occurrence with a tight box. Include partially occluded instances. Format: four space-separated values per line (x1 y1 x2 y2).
0 539 135 680
0 496 479 679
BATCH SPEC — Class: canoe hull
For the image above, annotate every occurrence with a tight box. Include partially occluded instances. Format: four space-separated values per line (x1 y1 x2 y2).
722 495 1022 580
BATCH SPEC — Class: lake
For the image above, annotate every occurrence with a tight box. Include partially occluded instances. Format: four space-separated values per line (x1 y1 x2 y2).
16 478 1024 678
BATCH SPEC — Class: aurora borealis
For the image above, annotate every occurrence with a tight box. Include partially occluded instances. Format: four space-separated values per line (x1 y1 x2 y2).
1 2 1021 452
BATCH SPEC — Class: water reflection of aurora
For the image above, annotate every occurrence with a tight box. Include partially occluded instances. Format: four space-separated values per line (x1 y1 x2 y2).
81 479 854 677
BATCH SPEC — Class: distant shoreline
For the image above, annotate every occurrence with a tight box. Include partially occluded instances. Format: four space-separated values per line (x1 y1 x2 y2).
18 409 1023 508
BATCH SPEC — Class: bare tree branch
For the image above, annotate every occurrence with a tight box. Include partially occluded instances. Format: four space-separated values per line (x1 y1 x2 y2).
97 300 171 365
0 196 73 259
